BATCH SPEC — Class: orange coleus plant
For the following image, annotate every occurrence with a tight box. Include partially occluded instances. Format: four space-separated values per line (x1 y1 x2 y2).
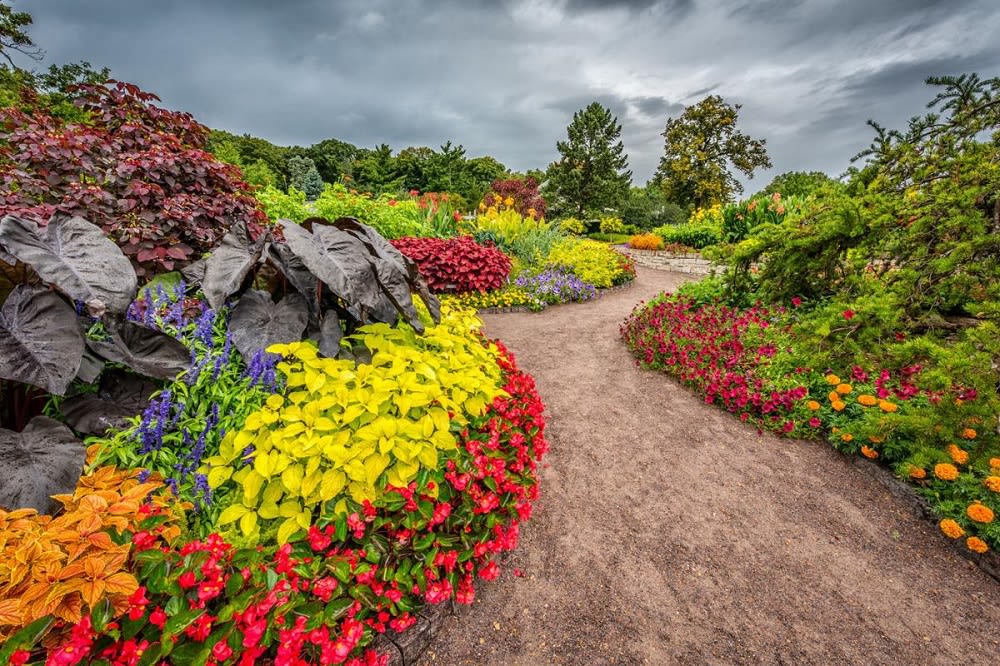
0 465 186 643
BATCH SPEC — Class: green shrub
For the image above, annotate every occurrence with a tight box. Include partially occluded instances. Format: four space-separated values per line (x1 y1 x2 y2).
599 216 625 234
546 238 634 288
653 222 720 249
587 232 631 244
314 183 429 238
559 217 585 235
473 208 564 265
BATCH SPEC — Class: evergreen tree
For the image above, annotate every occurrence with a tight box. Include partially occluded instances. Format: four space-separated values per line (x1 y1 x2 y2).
544 102 631 218
287 155 324 200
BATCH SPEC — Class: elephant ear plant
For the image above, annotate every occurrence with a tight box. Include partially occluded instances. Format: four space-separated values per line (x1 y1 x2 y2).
0 214 190 512
188 215 440 361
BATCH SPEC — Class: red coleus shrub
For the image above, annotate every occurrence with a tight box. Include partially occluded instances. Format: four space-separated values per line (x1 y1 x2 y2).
621 295 808 433
0 80 265 277
3 344 547 665
391 236 511 293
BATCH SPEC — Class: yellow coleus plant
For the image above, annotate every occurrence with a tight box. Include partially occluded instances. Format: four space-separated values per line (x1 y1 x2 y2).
0 466 185 642
203 305 505 545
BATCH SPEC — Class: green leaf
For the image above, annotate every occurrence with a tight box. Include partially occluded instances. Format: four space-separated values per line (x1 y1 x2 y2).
163 607 204 639
90 597 114 633
0 615 55 663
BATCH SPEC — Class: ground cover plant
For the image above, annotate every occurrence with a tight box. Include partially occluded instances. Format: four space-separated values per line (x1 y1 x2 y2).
623 74 1000 556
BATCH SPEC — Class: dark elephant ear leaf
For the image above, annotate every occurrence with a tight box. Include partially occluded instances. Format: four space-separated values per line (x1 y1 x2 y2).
267 241 319 315
0 246 14 265
75 348 105 384
229 290 309 358
0 215 137 314
180 258 207 285
315 310 344 358
202 220 267 311
0 416 86 514
62 370 160 435
278 219 382 312
87 321 190 380
0 284 84 395
335 217 440 327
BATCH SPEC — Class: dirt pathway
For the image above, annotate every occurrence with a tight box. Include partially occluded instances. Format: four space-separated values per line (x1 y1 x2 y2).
417 267 1000 666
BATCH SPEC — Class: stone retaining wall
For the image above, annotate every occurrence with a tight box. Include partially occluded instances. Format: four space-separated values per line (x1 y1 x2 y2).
615 246 719 275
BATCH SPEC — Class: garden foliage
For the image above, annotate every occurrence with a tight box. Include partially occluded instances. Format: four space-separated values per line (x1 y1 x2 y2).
546 238 635 289
390 236 511 293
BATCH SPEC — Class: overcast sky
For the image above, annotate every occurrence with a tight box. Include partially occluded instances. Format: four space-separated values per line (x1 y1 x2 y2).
16 0 1000 190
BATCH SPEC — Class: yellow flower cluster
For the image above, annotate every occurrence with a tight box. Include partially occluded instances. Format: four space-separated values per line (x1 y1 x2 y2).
444 288 537 312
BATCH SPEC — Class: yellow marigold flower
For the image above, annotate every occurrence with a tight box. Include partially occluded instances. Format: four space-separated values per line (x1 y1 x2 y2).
908 467 927 480
878 400 898 413
967 503 994 524
828 391 840 403
832 400 846 412
857 394 877 407
860 444 878 459
960 428 977 440
835 383 852 395
966 536 989 554
934 463 959 481
985 476 1000 493
841 433 854 443
946 444 969 465
806 400 821 411
939 519 964 539
825 374 841 385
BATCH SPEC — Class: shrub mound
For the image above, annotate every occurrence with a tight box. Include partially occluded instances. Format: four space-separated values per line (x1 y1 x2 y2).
627 233 664 251
391 236 511 294
546 238 635 289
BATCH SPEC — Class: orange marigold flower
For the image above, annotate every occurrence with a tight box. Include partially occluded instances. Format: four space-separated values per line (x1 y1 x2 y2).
825 374 841 385
934 463 959 481
832 400 846 412
828 391 840 403
939 518 964 539
908 467 927 480
967 503 995 524
985 476 1000 493
806 400 821 411
868 435 884 443
946 444 969 465
857 394 877 407
835 383 852 395
960 428 977 440
966 536 989 554
842 433 855 443
878 400 898 413
991 457 1000 469
860 445 877 459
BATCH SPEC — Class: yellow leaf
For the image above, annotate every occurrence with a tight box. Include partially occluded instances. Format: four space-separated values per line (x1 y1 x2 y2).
276 517 300 545
301 470 321 499
306 371 326 393
240 511 258 537
295 510 312 530
266 394 284 410
243 412 263 431
258 502 281 519
253 450 274 478
281 465 303 494
234 429 255 450
417 444 439 469
242 470 265 502
319 469 346 501
218 504 249 525
278 500 302 518
262 479 284 504
364 453 390 486
207 466 232 489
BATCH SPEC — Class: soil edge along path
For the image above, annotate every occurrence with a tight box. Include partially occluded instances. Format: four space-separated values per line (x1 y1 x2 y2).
418 266 1000 665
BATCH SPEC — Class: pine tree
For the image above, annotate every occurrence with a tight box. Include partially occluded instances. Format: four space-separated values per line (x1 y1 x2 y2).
287 155 324 201
544 102 631 218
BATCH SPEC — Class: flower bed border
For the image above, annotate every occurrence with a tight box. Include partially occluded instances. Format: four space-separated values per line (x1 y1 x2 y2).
849 455 1000 583
473 279 635 315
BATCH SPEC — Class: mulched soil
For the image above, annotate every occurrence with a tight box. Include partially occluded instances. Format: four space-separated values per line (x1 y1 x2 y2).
416 266 1000 665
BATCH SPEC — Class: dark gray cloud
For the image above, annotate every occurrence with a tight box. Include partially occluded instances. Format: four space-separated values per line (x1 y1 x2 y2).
13 0 1000 189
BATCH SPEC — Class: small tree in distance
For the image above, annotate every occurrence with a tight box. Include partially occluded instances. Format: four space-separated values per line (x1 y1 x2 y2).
544 102 631 218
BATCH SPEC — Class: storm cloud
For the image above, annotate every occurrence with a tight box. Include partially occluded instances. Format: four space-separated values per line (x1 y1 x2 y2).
16 0 1000 189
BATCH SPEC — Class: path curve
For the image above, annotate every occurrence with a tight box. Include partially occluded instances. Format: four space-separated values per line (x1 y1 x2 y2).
418 267 1000 665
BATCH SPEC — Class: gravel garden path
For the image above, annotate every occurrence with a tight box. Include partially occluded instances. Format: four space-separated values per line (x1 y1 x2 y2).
417 266 1000 666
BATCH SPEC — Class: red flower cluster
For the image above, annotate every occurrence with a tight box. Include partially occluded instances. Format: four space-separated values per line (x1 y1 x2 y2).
621 297 808 432
392 236 512 293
